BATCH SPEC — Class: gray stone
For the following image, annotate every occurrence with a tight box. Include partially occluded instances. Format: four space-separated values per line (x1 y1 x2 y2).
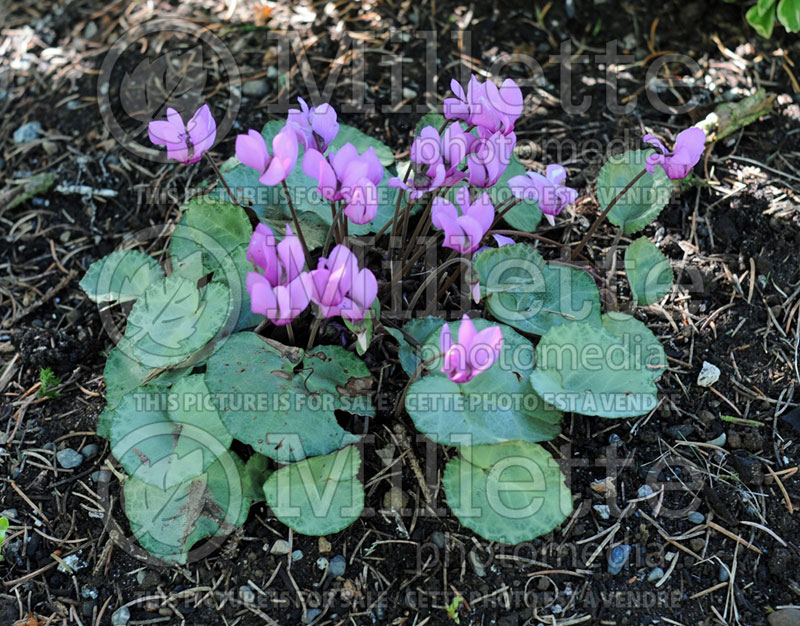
91 470 111 483
316 557 329 570
647 567 664 582
687 511 705 524
697 361 721 387
111 606 130 626
238 585 255 604
719 563 730 582
83 21 98 39
291 549 303 562
430 531 446 550
468 550 487 577
14 122 42 144
637 484 654 499
607 545 631 575
270 539 291 555
57 448 83 469
768 608 800 626
329 555 346 577
303 608 322 624
243 79 269 98
81 444 99 460
593 505 611 520
608 433 622 446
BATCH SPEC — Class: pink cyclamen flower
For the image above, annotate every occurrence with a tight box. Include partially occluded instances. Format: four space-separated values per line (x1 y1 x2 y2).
309 244 378 322
444 75 522 137
508 164 578 226
643 127 706 180
148 104 216 164
440 315 503 384
467 130 516 188
246 224 311 325
431 186 495 255
387 126 447 199
236 124 298 186
287 97 339 152
303 143 384 224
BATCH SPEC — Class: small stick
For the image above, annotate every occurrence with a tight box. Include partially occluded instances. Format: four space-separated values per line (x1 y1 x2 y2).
281 181 312 267
205 153 238 206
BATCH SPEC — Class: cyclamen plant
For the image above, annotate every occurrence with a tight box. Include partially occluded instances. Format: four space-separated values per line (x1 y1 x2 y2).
80 72 706 563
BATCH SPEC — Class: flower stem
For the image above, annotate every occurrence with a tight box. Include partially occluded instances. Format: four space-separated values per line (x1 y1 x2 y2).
281 180 312 268
491 197 522 229
205 153 238 205
323 203 347 256
307 315 322 350
571 167 647 261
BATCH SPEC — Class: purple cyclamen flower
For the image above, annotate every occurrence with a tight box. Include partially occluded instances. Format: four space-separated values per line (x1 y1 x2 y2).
431 187 495 255
246 224 311 326
236 124 299 186
303 143 384 225
508 164 578 226
148 104 216 164
387 126 447 200
440 315 503 384
467 130 516 188
308 244 378 322
444 75 523 137
287 97 339 152
643 127 706 180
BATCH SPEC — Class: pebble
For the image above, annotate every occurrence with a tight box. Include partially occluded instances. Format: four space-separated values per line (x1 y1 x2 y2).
593 504 611 520
303 608 322 624
468 550 487 577
316 557 329 570
83 21 98 39
608 433 622 446
81 443 99 460
329 555 346 578
719 563 730 582
697 361 721 387
731 454 764 486
687 511 705 524
266 66 278 79
238 585 255 604
57 448 83 469
242 79 269 98
317 537 331 553
690 538 706 552
402 87 417 99
91 470 111 483
291 549 303 562
637 484 654 499
14 121 42 143
0 509 18 521
430 531 446 549
111 606 130 626
647 567 664 582
768 608 800 626
706 433 727 448
607 545 631 575
270 539 291 555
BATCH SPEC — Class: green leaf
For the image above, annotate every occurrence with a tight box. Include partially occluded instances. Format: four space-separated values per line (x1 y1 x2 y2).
475 243 601 335
624 237 673 306
597 150 672 234
343 299 379 355
80 250 164 304
747 1 777 36
119 276 229 369
494 154 543 233
110 385 234 489
443 441 572 544
414 112 446 137
204 333 372 462
242 454 271 502
123 451 250 564
263 446 364 535
405 319 562 447
103 347 188 409
529 313 667 418
168 375 233 451
0 516 8 561
397 316 447 377
777 0 800 31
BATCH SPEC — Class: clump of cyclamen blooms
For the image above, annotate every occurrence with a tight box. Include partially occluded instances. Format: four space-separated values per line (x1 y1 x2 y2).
308 245 378 323
643 127 706 180
440 315 503 384
509 164 579 226
148 104 216 164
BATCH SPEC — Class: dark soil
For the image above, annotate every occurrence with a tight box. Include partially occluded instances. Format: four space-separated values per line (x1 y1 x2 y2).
2 0 800 625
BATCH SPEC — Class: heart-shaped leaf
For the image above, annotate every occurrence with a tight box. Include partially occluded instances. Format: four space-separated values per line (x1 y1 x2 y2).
80 250 164 305
123 450 250 565
529 313 667 418
204 333 372 462
263 445 364 536
405 318 562 447
597 150 672 234
443 441 572 544
624 237 673 306
119 276 229 369
475 243 601 335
